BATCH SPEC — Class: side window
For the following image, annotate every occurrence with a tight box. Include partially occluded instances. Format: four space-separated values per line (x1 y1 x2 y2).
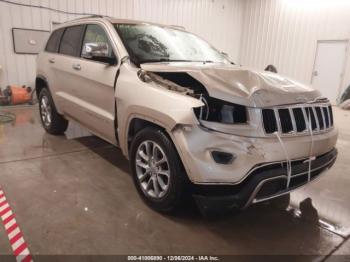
81 24 115 61
45 28 64 53
59 25 85 57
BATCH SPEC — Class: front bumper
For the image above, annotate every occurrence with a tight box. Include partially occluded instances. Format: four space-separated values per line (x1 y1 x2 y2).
172 124 338 184
192 148 337 213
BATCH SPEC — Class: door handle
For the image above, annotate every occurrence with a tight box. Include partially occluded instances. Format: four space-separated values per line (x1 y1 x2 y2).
49 58 55 63
72 64 81 71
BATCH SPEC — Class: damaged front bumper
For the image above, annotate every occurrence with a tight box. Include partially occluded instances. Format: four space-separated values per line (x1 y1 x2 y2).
170 120 338 212
192 148 337 213
172 123 338 184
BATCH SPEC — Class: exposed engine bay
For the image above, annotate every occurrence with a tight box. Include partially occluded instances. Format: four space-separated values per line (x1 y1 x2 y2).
138 70 248 125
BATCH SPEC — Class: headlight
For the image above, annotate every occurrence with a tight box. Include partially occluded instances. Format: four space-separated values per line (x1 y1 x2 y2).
194 96 247 124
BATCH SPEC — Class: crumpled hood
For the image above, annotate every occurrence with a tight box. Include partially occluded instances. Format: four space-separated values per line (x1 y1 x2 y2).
140 62 322 107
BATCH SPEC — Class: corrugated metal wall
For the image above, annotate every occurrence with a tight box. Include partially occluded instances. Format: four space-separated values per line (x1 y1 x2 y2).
0 0 243 87
240 0 350 97
3 0 349 98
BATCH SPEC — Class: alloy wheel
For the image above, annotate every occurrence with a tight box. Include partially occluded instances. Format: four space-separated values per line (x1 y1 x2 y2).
40 95 52 127
135 140 170 199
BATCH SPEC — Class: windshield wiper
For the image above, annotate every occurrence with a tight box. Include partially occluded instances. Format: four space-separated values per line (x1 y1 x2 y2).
139 59 226 64
140 58 203 64
202 60 214 64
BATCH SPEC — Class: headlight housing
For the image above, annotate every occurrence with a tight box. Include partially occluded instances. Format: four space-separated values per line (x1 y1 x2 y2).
194 96 248 124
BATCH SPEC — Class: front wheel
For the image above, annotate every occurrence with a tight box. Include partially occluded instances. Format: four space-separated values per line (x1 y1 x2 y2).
39 88 68 135
130 127 189 213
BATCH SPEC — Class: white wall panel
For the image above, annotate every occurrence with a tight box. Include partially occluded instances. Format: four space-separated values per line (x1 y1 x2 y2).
0 0 243 88
240 0 350 100
2 0 350 100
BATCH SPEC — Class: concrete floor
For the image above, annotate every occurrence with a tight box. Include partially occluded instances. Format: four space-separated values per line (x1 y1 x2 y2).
0 106 349 259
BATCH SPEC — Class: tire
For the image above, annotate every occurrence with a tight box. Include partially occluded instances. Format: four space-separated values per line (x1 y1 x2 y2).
39 88 68 135
130 127 189 213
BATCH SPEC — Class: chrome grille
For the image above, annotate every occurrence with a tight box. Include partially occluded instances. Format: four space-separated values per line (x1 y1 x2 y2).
262 104 334 136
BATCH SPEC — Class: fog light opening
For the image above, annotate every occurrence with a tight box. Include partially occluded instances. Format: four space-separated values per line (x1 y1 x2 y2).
211 151 235 165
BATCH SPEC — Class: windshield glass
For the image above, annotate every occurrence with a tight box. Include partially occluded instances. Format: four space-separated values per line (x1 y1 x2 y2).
114 24 229 65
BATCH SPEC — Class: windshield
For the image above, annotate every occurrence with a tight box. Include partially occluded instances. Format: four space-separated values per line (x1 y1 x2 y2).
114 24 229 65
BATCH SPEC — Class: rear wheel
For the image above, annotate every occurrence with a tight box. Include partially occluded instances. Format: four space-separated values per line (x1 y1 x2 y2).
130 127 189 213
39 88 68 135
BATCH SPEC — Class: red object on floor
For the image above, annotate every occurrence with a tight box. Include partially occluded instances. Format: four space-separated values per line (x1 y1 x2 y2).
7 86 32 105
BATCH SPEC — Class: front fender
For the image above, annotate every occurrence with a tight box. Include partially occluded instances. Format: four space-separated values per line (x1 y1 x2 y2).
120 106 199 158
116 64 203 157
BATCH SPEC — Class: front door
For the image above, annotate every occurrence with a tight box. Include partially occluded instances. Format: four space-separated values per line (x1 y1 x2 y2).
55 23 119 144
70 24 119 144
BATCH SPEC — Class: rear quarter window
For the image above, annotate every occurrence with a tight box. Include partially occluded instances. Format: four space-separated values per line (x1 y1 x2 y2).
45 28 64 53
59 25 85 57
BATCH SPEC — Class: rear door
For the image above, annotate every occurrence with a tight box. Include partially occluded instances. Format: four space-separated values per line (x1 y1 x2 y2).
53 25 86 118
40 28 65 110
55 23 119 144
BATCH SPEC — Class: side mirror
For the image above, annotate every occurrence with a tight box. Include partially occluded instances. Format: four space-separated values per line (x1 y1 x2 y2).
82 42 117 65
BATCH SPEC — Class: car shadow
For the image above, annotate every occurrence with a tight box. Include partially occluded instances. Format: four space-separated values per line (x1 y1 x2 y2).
75 136 131 174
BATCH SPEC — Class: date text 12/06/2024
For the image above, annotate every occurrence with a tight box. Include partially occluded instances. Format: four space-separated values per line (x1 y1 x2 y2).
127 256 220 261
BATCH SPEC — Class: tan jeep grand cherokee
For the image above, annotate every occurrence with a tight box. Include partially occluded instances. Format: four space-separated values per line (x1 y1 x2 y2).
36 16 338 213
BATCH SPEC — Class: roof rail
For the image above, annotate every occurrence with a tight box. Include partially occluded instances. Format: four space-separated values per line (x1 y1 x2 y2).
72 15 107 21
169 25 186 30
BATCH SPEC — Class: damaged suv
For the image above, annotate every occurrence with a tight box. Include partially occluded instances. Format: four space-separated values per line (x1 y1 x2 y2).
36 16 338 213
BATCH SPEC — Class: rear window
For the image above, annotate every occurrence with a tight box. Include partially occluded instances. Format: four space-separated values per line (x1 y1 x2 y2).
59 25 85 57
45 28 64 53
